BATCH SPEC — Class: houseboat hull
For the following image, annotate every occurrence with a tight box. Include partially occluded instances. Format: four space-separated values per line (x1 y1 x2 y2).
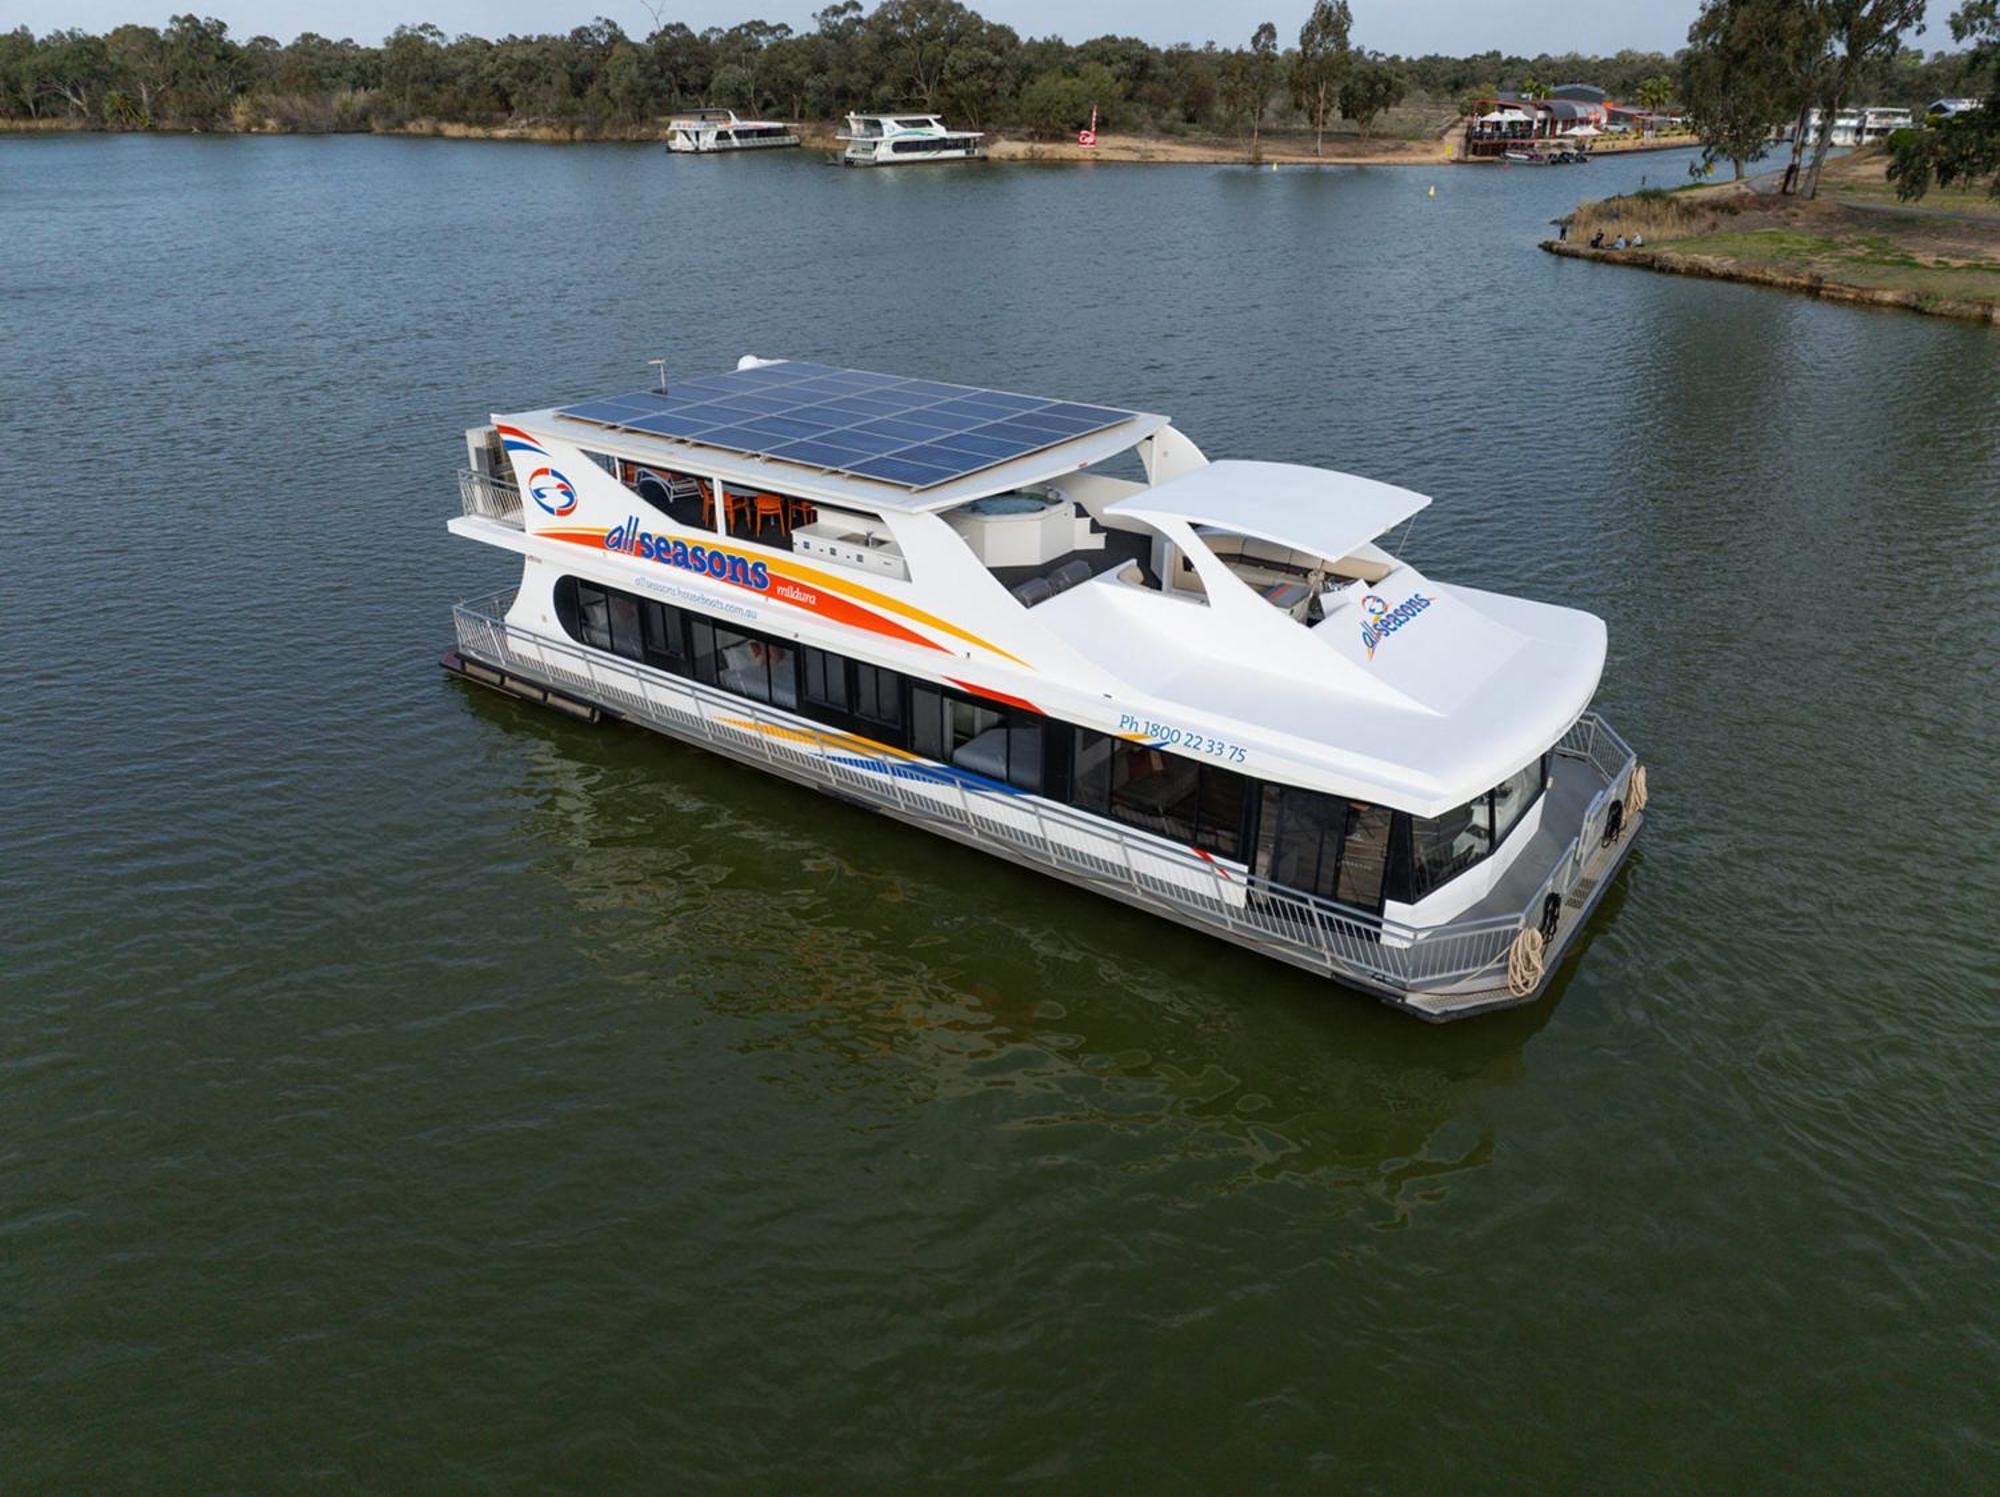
444 592 1643 1021
839 146 986 166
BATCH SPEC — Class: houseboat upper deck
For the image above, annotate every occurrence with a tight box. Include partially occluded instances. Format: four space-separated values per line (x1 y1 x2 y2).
446 357 1646 1019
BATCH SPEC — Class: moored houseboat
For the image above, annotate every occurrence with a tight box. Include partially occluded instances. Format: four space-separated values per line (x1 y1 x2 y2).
444 357 1647 1020
837 113 985 165
666 108 800 153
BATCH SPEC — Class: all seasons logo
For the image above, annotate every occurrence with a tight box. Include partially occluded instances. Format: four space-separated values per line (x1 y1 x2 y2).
526 466 577 517
604 516 772 592
1358 592 1433 661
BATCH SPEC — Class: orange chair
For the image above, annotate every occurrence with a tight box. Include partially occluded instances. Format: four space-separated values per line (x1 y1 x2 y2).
752 493 786 540
723 491 751 533
785 496 818 532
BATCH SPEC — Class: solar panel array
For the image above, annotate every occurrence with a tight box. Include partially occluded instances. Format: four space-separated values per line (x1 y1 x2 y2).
555 360 1136 491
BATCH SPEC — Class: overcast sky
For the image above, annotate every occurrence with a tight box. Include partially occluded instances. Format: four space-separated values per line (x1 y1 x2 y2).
17 0 1711 57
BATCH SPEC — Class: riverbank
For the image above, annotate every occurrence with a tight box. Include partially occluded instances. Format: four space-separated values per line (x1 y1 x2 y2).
1 114 1698 166
1543 149 2000 323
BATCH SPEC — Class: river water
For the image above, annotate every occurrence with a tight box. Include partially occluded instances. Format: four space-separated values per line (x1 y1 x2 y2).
5 133 1997 1489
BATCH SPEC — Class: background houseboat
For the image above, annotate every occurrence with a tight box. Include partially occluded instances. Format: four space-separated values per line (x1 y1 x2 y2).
667 108 800 153
838 114 985 166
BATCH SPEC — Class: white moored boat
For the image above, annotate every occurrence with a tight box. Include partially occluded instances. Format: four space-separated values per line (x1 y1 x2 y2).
446 357 1647 1020
666 108 799 153
837 113 985 166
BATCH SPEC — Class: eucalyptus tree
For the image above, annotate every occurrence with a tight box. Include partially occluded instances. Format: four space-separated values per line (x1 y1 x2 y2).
1244 20 1280 152
1682 0 1808 178
1802 0 1928 196
1290 0 1351 154
1341 55 1406 137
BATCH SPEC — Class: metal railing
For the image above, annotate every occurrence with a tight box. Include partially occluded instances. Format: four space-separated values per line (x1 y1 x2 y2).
450 588 1635 998
459 469 523 526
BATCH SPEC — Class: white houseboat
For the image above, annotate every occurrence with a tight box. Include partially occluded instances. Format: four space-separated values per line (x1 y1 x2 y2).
837 113 985 165
445 357 1647 1020
667 108 800 153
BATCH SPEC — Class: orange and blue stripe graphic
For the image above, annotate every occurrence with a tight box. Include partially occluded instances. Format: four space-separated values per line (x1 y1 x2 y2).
719 718 1026 797
537 519 1030 669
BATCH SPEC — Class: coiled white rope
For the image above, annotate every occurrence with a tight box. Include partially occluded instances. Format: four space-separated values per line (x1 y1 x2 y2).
1507 927 1546 997
1628 763 1649 816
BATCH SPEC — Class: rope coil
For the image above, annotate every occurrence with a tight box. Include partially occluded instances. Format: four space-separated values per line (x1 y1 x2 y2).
1507 927 1546 997
1628 763 1649 816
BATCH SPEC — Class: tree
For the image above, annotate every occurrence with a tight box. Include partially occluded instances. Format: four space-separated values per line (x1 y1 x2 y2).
863 0 980 110
1019 68 1092 134
1636 72 1676 110
1890 0 1999 197
382 21 447 113
1244 20 1279 154
1804 0 1930 197
1341 55 1406 137
1681 0 1807 179
32 29 112 117
1290 0 1351 155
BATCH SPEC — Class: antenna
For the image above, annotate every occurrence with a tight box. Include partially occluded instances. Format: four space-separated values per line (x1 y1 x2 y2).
648 357 668 394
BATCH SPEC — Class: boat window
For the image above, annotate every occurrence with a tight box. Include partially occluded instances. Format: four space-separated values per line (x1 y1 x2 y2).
641 599 687 671
1195 764 1251 859
576 582 614 652
1111 744 1200 844
606 592 645 661
1408 793 1497 902
710 625 796 706
1491 758 1547 846
802 647 847 711
1072 730 1113 814
854 663 902 729
1333 803 1392 908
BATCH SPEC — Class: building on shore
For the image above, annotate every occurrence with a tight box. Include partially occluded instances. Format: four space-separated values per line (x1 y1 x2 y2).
1463 93 1607 158
1927 97 1983 119
1803 106 1914 146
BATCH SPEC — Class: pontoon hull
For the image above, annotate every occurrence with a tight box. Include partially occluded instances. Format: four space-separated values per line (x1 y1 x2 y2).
444 605 1643 1020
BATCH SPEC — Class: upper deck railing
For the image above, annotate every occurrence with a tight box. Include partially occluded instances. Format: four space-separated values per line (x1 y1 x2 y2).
459 469 522 527
449 589 1637 1002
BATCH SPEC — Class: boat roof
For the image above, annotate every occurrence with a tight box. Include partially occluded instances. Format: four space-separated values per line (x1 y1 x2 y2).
1107 460 1429 562
516 358 1166 514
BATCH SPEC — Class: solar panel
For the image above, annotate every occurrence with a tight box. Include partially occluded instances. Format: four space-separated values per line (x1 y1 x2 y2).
553 361 1137 491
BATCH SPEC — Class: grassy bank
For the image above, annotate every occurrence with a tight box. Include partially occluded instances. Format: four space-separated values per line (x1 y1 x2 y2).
1546 149 2000 323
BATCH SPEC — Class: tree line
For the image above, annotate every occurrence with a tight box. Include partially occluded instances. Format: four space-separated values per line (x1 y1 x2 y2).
1 1 1978 147
1677 0 1995 198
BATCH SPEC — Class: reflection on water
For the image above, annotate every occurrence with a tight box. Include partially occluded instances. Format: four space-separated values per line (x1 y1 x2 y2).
489 688 1534 1219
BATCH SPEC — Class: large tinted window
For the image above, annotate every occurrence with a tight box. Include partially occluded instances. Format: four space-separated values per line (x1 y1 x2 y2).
855 664 902 728
802 648 847 711
1194 764 1250 859
1111 743 1200 843
1072 730 1112 814
1409 793 1496 901
576 583 613 651
606 592 644 661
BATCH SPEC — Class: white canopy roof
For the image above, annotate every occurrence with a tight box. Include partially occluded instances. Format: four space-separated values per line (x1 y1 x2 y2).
1104 459 1431 563
1563 123 1602 136
1479 108 1532 123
